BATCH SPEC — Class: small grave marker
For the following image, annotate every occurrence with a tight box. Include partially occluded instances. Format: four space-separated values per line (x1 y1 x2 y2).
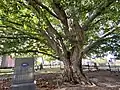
11 57 36 90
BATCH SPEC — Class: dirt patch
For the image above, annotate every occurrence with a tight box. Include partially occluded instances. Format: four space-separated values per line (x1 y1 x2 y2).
0 70 120 90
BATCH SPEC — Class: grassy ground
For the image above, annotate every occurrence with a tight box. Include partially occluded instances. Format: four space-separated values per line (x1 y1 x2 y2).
35 67 62 74
0 63 120 75
0 67 62 76
0 69 13 75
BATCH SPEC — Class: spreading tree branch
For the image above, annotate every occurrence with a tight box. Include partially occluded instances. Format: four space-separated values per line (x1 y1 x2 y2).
45 16 67 54
0 25 41 41
83 26 120 54
0 50 59 59
33 0 60 19
52 0 70 35
0 35 40 40
27 2 65 56
82 0 115 30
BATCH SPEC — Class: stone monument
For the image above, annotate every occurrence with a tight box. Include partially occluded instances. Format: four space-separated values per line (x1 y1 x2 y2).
11 57 36 90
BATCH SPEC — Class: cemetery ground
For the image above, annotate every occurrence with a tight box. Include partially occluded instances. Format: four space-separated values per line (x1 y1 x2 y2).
0 67 120 90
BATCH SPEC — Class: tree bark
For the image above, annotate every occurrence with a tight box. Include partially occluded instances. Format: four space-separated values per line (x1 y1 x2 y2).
62 47 92 85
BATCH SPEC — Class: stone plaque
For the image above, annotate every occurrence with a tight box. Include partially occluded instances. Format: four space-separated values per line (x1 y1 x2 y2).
11 57 36 90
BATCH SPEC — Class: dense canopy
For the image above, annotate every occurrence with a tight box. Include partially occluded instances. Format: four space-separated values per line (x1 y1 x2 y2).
0 0 119 57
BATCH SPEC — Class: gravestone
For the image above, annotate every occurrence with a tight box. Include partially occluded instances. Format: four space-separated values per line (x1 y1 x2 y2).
11 57 36 90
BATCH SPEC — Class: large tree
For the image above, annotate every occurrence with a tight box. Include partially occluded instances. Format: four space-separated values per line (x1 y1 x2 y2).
0 0 120 84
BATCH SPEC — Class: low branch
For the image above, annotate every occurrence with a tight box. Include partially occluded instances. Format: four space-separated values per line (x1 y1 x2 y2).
100 28 116 38
0 35 40 40
100 20 120 38
0 18 42 35
0 25 41 41
0 50 59 59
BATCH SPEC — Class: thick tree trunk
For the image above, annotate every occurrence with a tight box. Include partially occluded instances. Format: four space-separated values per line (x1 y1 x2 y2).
63 59 92 85
62 47 92 85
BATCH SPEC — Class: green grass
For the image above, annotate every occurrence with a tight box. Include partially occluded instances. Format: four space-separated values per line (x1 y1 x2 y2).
0 67 62 75
92 58 107 64
0 69 13 75
0 69 13 72
35 67 63 74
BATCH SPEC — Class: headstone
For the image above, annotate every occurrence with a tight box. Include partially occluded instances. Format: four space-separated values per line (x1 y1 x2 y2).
11 57 36 90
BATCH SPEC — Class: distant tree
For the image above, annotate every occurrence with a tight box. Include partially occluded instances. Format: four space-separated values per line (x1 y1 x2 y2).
0 0 120 84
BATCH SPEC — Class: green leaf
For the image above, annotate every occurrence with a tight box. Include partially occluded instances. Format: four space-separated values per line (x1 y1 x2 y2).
0 20 3 25
24 24 28 30
33 16 39 24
